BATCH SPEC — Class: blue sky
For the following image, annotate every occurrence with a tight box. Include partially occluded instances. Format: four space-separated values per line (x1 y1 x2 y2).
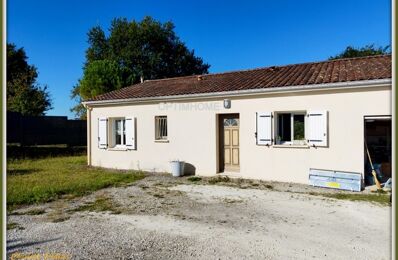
8 0 391 118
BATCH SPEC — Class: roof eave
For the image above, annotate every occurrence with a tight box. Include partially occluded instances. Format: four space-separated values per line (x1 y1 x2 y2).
82 78 392 107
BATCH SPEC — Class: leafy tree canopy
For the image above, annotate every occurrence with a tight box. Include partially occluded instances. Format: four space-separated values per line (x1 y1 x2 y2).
7 43 52 116
329 44 391 60
72 16 210 118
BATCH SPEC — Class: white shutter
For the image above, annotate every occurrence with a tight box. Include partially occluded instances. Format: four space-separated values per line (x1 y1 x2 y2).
125 117 136 150
256 112 273 145
98 117 108 149
307 111 328 147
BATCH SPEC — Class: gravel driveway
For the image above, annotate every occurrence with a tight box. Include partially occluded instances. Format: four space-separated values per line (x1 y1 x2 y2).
7 174 391 259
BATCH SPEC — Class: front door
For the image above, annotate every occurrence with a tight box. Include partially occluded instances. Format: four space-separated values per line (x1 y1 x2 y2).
220 114 240 172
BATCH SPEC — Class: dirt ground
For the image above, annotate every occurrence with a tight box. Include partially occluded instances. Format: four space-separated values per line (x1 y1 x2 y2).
7 174 391 260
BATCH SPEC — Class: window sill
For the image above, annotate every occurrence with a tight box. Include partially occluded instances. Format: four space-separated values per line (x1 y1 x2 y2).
155 139 169 143
108 147 128 151
273 144 309 149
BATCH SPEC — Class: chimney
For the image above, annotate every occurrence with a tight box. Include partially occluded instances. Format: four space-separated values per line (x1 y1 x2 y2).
140 76 144 83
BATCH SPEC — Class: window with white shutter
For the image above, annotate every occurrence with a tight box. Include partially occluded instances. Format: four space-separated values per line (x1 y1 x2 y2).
98 117 108 149
256 112 272 145
306 111 328 147
125 117 136 150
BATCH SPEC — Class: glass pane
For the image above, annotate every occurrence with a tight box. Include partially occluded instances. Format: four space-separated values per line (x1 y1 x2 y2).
231 119 239 126
156 118 160 139
122 120 126 145
293 114 305 140
277 114 291 142
163 118 167 137
224 118 239 126
115 120 122 145
160 118 164 137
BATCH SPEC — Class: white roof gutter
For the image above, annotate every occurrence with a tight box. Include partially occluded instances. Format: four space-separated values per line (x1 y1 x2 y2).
82 78 391 107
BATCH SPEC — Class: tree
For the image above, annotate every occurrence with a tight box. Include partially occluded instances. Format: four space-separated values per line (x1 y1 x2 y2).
329 44 391 60
71 60 124 118
71 16 210 118
7 43 52 116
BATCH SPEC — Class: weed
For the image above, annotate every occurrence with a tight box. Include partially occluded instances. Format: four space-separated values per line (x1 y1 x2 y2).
72 195 121 214
208 176 230 184
308 192 390 206
187 176 202 182
264 184 274 190
23 209 46 215
152 193 165 198
51 216 70 223
47 201 70 223
7 222 24 230
235 178 245 184
371 189 388 194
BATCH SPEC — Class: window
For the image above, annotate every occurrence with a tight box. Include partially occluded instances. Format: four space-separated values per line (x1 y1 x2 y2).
113 118 126 147
276 112 305 145
155 116 168 140
256 110 327 147
99 117 135 150
224 118 239 126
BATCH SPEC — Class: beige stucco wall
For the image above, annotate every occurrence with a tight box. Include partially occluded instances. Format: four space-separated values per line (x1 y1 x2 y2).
88 85 391 184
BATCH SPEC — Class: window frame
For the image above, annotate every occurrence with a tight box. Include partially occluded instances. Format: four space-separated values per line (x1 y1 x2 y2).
275 111 307 146
155 116 168 141
111 117 126 148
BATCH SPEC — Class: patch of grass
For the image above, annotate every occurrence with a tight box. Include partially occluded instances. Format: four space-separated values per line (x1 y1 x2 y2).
208 176 230 184
152 193 165 199
10 209 46 216
7 156 145 207
187 176 202 182
7 222 24 230
51 216 70 223
235 178 245 184
264 184 274 190
308 192 391 206
47 201 70 223
153 182 164 186
371 189 388 194
7 168 42 176
72 195 121 214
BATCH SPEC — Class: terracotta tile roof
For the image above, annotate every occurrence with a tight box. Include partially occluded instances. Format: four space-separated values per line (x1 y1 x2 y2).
89 55 391 101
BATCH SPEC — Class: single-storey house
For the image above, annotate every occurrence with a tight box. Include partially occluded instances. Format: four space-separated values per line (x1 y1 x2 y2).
83 55 392 186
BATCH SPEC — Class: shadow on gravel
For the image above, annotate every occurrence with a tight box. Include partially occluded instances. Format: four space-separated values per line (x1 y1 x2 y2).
7 237 61 251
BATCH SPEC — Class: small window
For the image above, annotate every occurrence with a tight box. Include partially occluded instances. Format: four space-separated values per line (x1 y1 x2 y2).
224 118 239 126
155 116 168 140
113 118 126 147
276 112 306 145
